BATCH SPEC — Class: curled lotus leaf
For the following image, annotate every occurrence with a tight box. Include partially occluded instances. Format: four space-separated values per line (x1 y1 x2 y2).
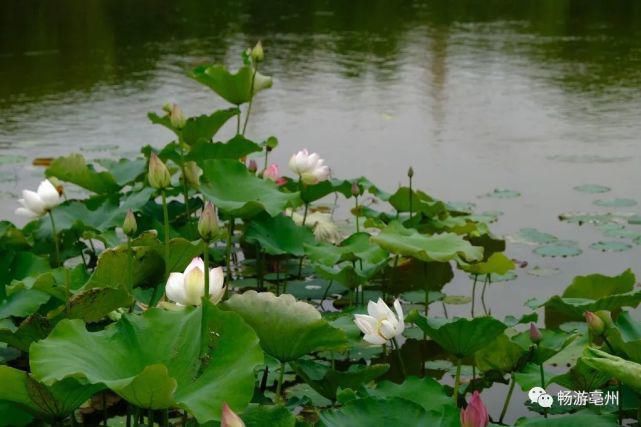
191 64 272 105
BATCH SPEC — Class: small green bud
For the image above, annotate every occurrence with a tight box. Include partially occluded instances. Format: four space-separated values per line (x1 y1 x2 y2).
183 161 202 189
123 209 137 237
407 166 414 178
351 182 361 197
251 41 264 63
596 310 614 329
198 202 219 241
170 104 186 129
162 102 173 114
148 153 171 189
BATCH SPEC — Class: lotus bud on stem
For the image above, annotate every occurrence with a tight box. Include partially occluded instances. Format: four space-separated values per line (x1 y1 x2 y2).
123 209 137 307
407 166 414 220
169 104 186 129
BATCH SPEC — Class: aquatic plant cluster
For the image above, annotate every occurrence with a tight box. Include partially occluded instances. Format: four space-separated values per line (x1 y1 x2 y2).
1 43 640 427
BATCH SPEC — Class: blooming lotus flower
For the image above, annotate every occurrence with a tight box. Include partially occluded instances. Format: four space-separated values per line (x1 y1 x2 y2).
166 258 225 306
354 298 404 345
263 164 279 181
460 391 489 427
221 403 245 427
15 179 63 218
288 149 330 185
290 210 341 244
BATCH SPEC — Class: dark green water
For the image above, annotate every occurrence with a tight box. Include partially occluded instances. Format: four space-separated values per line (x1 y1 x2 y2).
1 1 641 419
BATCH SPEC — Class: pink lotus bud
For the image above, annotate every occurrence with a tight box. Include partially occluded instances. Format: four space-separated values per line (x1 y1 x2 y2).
529 323 542 344
263 164 280 181
247 159 258 173
460 391 489 427
148 153 171 189
221 403 245 427
585 311 605 335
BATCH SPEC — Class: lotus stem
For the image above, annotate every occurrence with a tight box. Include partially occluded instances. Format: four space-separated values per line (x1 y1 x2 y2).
392 338 407 377
236 112 241 134
354 195 360 233
481 274 490 315
48 210 60 267
442 301 449 318
499 374 516 423
259 366 269 392
408 175 413 220
471 274 478 317
126 406 131 427
127 236 134 312
320 280 333 311
133 407 140 427
453 358 462 403
276 361 286 403
536 343 547 418
225 218 234 282
242 65 258 135
178 141 193 235
161 190 170 275
148 408 154 426
64 268 71 316
200 239 210 357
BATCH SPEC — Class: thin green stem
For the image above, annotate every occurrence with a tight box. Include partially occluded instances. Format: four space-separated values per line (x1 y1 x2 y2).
201 239 210 357
276 361 286 403
127 237 134 312
178 139 193 234
133 407 140 427
481 274 490 315
453 358 462 403
48 210 60 267
408 176 413 220
242 66 258 135
236 112 241 135
354 196 360 233
297 203 310 278
499 374 516 424
225 218 234 282
537 343 547 419
392 338 407 377
471 274 478 317
161 191 170 277
64 268 71 316
263 148 269 172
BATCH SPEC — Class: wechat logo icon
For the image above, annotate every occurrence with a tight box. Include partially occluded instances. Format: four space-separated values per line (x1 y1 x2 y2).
529 387 554 408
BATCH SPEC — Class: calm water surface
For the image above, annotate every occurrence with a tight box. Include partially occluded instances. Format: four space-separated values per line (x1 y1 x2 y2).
1 0 641 419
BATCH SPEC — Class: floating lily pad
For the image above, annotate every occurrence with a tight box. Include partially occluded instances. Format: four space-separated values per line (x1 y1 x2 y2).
515 228 558 245
482 188 521 199
628 215 641 225
527 266 561 277
590 241 633 252
446 202 476 213
594 198 637 208
442 295 472 305
559 212 617 225
603 228 641 240
573 184 610 194
0 154 27 166
488 271 518 282
534 243 582 258
598 223 625 232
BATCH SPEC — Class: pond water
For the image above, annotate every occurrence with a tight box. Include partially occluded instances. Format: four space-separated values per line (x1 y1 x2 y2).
2 1 641 416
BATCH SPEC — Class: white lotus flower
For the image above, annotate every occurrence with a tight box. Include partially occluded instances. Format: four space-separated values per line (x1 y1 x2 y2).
354 298 405 345
165 257 225 306
15 179 63 218
288 149 330 185
290 210 341 244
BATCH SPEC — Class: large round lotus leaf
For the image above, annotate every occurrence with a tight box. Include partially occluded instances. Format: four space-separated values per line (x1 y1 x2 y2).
224 291 347 362
475 334 527 374
148 108 238 145
46 153 120 194
544 292 641 329
319 397 437 427
245 213 315 257
305 232 388 267
191 64 272 105
368 376 455 415
30 305 262 423
533 243 582 258
582 347 641 393
186 136 262 165
550 359 610 392
527 266 561 277
562 269 634 299
407 312 506 358
590 241 633 252
573 184 611 194
483 188 521 199
461 252 514 275
200 159 300 218
0 366 103 419
0 288 49 320
388 187 448 217
370 221 483 263
515 228 558 245
594 198 637 208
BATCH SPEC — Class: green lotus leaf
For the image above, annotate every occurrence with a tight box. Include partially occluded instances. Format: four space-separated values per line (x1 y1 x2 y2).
573 184 611 194
240 404 296 427
30 304 263 422
93 158 147 187
0 315 51 352
46 153 120 193
461 252 515 275
0 288 50 320
245 213 315 256
0 401 32 427
186 135 262 164
386 259 453 294
305 232 388 266
319 396 458 427
371 221 483 263
559 212 617 225
0 366 103 419
293 359 389 401
8 265 87 302
61 287 132 323
315 259 387 289
300 179 354 204
483 188 520 199
407 312 506 358
200 159 299 218
514 363 556 390
516 410 618 426
533 243 582 258
590 241 633 252
550 358 610 391
191 64 272 105
224 291 347 362
476 334 527 374
563 269 635 299
515 228 558 244
388 187 448 217
367 376 455 414
82 245 164 291
545 292 641 328
582 347 641 392
594 198 637 208
513 328 578 363
149 108 238 145
606 312 641 363
602 227 641 240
